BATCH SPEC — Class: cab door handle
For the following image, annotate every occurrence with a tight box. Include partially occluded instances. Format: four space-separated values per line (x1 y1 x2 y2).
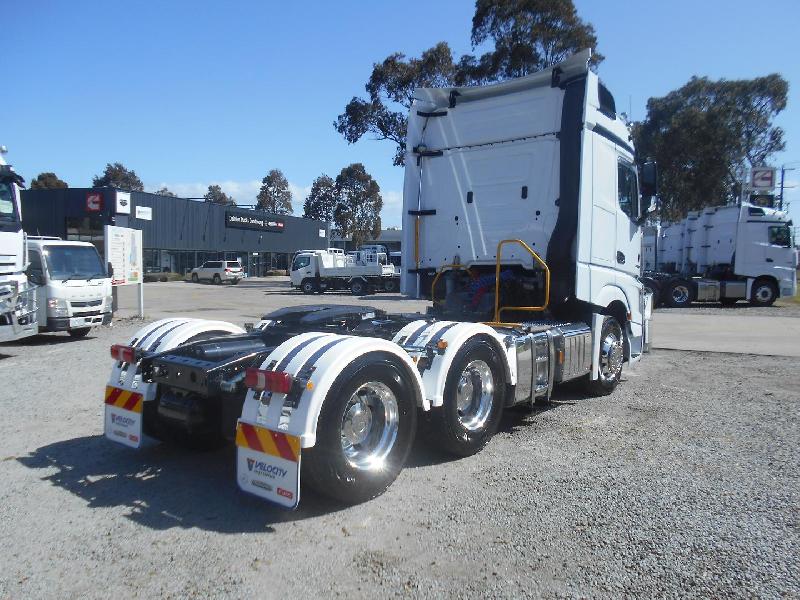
616 251 626 264
766 258 774 263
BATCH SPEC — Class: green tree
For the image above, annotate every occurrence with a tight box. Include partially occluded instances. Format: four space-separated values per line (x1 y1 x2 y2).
256 169 293 214
30 172 68 189
92 162 144 191
334 163 382 247
335 0 599 165
204 184 235 205
302 175 338 222
633 74 788 220
154 186 176 197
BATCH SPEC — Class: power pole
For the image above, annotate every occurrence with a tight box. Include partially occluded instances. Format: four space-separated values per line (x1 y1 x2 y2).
779 165 795 211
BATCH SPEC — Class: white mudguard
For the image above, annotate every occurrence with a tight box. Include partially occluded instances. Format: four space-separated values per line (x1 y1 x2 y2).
392 320 515 407
237 331 425 507
104 318 245 448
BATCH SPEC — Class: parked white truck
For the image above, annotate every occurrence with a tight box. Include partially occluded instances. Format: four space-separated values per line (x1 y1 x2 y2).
290 248 397 294
102 50 654 508
26 237 113 336
641 202 797 307
0 148 37 342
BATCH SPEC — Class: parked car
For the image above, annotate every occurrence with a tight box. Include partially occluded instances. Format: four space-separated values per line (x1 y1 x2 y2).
190 261 242 284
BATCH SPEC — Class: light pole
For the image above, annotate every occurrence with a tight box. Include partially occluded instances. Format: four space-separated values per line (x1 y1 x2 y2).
778 162 799 211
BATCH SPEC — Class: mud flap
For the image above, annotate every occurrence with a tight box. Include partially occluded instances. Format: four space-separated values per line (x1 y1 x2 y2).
236 421 301 509
104 386 143 448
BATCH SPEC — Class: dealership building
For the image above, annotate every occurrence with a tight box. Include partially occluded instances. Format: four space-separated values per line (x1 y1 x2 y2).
21 188 329 276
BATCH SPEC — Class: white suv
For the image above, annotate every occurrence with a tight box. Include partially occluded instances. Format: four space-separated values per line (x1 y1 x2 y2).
190 261 243 284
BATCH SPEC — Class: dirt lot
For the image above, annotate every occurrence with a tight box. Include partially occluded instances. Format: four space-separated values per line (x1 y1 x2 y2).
1 284 798 598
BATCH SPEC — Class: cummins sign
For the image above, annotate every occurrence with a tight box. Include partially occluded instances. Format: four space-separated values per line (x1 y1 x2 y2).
225 209 285 233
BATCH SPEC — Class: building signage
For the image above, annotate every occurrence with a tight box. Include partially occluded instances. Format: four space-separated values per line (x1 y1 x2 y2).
86 192 103 212
115 191 131 214
135 205 152 220
225 210 285 233
750 167 776 190
104 225 143 286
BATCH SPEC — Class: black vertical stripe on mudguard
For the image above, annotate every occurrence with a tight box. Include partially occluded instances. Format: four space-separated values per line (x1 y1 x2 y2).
275 334 328 372
284 337 348 408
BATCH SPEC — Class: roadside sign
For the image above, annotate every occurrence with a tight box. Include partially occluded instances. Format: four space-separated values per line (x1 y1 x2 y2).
751 167 776 190
135 205 152 220
86 192 103 212
104 225 143 286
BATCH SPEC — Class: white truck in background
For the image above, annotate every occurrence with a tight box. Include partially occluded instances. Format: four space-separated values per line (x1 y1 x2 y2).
290 247 397 294
0 147 37 342
102 50 655 509
641 203 797 307
26 237 113 337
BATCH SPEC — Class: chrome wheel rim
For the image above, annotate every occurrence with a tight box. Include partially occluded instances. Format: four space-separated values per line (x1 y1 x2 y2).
599 321 624 383
672 285 690 304
340 381 399 470
455 360 494 431
755 285 773 303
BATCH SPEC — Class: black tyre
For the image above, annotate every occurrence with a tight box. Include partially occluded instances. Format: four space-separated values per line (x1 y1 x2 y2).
584 316 624 397
664 279 693 308
68 327 91 338
302 355 417 504
191 273 199 283
640 277 660 305
425 337 505 457
384 279 398 293
231 279 240 285
213 274 221 285
301 278 318 295
350 279 366 296
750 278 778 307
720 297 738 307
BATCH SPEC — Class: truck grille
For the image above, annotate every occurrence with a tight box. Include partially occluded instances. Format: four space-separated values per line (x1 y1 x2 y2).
71 299 103 308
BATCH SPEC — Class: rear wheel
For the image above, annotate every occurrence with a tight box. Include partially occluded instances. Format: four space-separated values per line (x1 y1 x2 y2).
384 279 398 293
303 356 416 504
301 278 318 295
665 279 693 308
750 279 777 307
213 274 221 285
68 327 91 338
425 337 505 457
584 316 624 397
191 273 199 283
350 279 366 296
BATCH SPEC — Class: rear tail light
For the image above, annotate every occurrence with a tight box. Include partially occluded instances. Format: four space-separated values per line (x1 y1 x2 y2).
110 344 136 363
245 368 293 394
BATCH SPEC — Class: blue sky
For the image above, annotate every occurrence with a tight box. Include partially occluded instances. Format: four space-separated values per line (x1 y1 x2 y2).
4 0 799 227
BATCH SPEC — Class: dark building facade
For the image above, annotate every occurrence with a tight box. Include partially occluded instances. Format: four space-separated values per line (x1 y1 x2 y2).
21 188 329 275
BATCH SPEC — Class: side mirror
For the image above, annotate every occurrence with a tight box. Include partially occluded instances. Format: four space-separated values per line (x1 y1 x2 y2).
640 161 658 198
27 270 43 285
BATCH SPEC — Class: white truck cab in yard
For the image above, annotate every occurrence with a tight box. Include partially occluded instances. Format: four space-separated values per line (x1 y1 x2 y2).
102 50 655 508
26 237 113 337
0 149 37 342
642 203 797 307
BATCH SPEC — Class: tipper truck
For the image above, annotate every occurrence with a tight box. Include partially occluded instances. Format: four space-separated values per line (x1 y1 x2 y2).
103 50 655 508
641 203 796 307
290 247 397 294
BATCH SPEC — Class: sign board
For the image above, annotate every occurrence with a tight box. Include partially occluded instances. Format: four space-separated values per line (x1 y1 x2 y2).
135 205 152 220
104 225 143 286
115 191 131 214
751 167 776 190
86 192 103 212
225 209 285 232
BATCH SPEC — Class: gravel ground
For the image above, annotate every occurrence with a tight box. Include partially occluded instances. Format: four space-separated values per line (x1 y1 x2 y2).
1 321 798 599
657 300 800 318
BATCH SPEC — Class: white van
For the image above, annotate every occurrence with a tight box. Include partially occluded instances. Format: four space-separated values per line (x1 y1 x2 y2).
26 237 113 337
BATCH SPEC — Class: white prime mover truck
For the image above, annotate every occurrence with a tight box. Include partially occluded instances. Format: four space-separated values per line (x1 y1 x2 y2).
290 248 397 294
641 202 796 307
0 149 37 342
102 50 655 508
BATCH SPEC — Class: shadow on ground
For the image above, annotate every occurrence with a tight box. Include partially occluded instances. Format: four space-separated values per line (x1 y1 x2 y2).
1 333 94 349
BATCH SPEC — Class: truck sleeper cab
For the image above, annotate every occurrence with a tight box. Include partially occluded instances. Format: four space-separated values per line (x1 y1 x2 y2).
103 50 653 509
